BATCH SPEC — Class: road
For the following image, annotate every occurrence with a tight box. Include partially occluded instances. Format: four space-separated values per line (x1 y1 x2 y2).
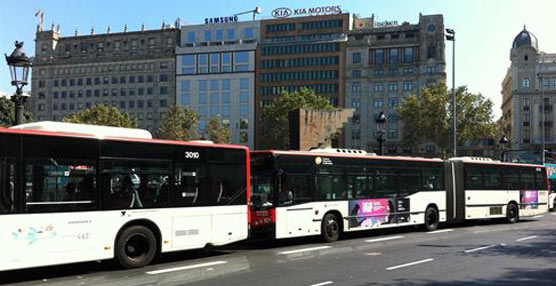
2 214 556 286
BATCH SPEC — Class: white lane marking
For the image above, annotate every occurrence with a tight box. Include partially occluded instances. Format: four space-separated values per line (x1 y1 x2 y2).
365 235 404 243
365 252 382 256
516 235 537 242
146 261 227 275
532 215 544 218
309 281 334 286
427 229 454 234
386 258 434 271
464 244 497 253
278 246 332 255
550 213 556 216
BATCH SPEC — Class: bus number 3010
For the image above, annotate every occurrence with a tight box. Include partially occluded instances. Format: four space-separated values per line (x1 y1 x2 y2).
185 151 200 159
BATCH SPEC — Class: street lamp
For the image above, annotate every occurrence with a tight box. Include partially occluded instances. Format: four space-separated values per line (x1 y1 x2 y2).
5 41 33 126
375 111 387 155
446 28 456 156
499 135 508 161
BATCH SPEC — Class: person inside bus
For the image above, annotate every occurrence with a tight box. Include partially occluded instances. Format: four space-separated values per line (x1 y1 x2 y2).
121 175 143 208
77 174 94 201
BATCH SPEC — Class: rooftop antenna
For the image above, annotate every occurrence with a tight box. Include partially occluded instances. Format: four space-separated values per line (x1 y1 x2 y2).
90 27 94 35
35 9 44 32
107 25 110 34
161 20 165 29
124 24 128 32
141 23 145 31
234 6 262 21
74 28 78 36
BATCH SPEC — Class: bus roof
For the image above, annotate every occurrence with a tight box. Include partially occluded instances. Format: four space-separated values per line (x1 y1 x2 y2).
252 150 444 163
449 156 544 168
10 121 153 139
1 122 248 151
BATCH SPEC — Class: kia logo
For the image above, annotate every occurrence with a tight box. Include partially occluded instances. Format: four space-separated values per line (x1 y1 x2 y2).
272 7 292 18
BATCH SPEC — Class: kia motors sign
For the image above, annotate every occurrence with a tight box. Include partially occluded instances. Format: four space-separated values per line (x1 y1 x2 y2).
272 7 292 18
271 5 342 18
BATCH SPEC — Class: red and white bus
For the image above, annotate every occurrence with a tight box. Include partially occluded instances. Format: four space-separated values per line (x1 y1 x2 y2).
0 122 249 271
250 149 548 242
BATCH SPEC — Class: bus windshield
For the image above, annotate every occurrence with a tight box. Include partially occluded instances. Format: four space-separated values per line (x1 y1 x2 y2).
251 171 274 209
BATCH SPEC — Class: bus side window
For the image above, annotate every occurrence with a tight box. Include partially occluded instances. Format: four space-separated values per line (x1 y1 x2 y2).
174 163 206 207
208 164 246 206
0 158 15 214
286 175 311 204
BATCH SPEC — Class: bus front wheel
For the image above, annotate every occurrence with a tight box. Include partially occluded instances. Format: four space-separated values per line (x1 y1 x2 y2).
115 225 157 269
321 213 340 243
506 203 519 224
424 207 439 232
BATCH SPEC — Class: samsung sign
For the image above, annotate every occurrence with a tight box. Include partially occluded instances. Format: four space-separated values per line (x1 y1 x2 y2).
272 5 342 18
205 16 238 24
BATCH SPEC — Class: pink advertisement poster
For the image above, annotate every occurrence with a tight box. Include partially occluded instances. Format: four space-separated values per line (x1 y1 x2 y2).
520 190 539 210
348 199 391 228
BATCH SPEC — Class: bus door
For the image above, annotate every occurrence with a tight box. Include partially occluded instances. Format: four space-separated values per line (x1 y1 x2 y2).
445 161 465 222
275 173 314 239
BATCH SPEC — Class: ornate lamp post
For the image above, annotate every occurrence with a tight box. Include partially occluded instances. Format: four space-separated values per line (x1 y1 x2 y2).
446 28 456 156
375 111 387 155
5 41 33 126
499 135 508 161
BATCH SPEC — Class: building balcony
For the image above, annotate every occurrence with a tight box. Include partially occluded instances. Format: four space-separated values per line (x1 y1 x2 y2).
538 120 553 126
539 105 553 111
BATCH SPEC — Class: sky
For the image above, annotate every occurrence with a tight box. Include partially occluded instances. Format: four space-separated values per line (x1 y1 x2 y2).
1 0 555 119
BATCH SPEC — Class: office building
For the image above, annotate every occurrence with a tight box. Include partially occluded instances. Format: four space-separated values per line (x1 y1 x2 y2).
501 27 556 151
344 13 446 155
256 13 350 149
31 25 178 132
176 20 259 147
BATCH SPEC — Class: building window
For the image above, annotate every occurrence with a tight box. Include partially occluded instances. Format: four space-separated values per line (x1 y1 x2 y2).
523 98 530 110
204 30 211 42
187 31 196 43
215 29 223 41
388 98 398 108
198 54 208 74
352 52 361 64
403 81 413 91
351 83 361 92
210 53 219 73
404 47 413 63
388 49 398 64
222 53 232 72
373 83 384 92
244 27 254 39
234 52 250 72
388 83 398 92
227 28 235 40
351 129 361 140
240 105 249 117
373 99 383 108
522 78 530 88
387 129 398 139
351 100 361 110
427 44 437 59
160 100 168 107
352 70 361 77
374 49 384 65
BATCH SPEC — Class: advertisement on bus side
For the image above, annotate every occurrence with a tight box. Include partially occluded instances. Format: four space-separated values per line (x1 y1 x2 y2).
520 190 539 210
348 198 410 229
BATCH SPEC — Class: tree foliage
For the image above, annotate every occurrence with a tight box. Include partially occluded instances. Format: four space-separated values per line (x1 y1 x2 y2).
397 83 498 157
0 96 33 127
157 105 200 141
63 104 137 128
261 87 335 150
205 116 230 144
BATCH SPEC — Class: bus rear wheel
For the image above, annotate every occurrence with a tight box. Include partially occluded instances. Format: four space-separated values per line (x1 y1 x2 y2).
424 207 439 232
506 203 519 224
321 213 340 243
115 225 157 269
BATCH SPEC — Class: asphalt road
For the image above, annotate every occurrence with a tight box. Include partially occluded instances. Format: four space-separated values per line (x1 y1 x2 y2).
2 214 556 286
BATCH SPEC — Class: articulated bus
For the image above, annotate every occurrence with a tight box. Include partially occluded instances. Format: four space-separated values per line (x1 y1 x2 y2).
250 149 548 242
0 122 249 271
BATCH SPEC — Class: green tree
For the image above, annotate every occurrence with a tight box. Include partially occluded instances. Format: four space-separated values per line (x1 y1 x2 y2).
397 83 498 157
205 116 230 144
261 87 335 150
157 105 200 141
0 96 33 127
63 104 137 127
